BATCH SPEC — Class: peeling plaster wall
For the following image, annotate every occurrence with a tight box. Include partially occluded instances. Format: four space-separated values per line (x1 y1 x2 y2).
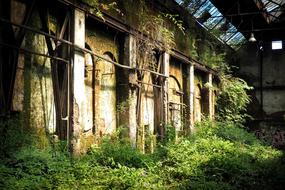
4 0 220 153
169 60 183 133
85 22 120 138
138 72 155 153
12 53 24 111
194 72 208 122
98 55 117 134
11 11 56 147
212 79 218 118
84 53 94 133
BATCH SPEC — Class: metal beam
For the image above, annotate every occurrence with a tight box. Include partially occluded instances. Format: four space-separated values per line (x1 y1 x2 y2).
0 17 168 77
0 42 69 63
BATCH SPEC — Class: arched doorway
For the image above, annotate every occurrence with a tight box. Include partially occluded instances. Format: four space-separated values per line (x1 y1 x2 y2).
194 84 202 122
96 52 117 135
84 43 95 133
169 76 183 134
139 71 155 153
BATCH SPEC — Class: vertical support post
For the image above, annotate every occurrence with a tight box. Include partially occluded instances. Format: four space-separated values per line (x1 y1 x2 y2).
162 52 169 137
259 43 263 114
188 63 195 131
125 34 137 147
208 73 214 120
70 9 85 156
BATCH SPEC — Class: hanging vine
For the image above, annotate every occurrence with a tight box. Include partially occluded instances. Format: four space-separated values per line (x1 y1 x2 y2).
81 0 119 20
134 0 185 73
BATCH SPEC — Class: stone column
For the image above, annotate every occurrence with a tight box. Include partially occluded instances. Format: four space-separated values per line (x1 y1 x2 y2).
125 34 137 147
188 63 195 131
71 9 85 156
208 73 214 120
162 52 170 137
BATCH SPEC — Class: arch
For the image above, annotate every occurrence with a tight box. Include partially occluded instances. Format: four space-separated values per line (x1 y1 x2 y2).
140 71 155 153
169 75 182 104
83 42 95 133
194 84 202 122
168 75 183 133
97 51 117 135
103 51 117 62
169 75 181 90
84 43 94 78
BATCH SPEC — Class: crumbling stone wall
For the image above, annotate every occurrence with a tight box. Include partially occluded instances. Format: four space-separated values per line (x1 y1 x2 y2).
3 0 219 154
85 21 120 142
169 59 184 136
12 9 55 148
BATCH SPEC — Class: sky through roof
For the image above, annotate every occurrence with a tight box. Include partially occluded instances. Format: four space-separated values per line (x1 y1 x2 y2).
175 0 247 50
253 0 285 23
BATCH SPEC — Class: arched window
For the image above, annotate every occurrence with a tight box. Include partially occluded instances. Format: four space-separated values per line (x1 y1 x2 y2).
169 76 183 132
97 52 117 135
83 43 95 133
194 84 202 122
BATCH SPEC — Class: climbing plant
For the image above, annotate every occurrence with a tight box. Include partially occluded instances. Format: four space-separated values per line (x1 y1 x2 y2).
135 0 185 72
81 0 119 20
216 74 253 124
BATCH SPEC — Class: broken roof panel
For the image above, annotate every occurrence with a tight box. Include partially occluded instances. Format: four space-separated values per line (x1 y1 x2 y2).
219 23 237 42
203 7 223 29
175 0 247 50
226 32 247 50
254 0 285 23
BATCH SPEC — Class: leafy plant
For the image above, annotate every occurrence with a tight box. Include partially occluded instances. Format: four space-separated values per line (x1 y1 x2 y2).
216 74 253 124
135 0 185 73
1 119 285 189
81 0 119 20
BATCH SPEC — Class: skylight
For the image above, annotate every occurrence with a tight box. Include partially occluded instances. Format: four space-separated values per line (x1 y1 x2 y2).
175 0 246 50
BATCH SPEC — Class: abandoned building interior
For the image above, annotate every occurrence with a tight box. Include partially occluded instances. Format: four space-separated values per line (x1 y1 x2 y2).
1 0 285 156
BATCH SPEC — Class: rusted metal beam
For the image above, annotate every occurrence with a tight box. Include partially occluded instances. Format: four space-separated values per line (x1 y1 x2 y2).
0 18 174 78
38 5 64 139
6 0 35 114
16 0 36 46
0 42 69 63
0 14 215 78
57 0 130 33
137 80 162 88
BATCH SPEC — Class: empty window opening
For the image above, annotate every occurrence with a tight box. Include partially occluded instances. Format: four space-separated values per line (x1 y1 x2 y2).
272 41 282 50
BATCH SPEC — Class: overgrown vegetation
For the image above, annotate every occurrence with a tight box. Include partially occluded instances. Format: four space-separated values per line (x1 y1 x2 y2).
216 74 253 124
81 0 119 20
1 116 285 189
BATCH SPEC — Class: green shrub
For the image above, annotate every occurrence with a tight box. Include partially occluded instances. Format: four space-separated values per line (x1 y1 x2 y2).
216 75 253 124
0 115 31 159
1 120 285 190
86 137 155 169
163 121 285 189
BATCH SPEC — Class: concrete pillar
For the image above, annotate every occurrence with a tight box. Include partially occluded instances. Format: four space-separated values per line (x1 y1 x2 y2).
208 73 214 120
162 52 170 134
188 63 195 131
71 9 85 156
125 34 137 147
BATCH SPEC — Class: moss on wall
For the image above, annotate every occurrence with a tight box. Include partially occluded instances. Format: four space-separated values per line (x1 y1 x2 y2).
170 59 183 88
19 9 56 148
91 0 225 64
